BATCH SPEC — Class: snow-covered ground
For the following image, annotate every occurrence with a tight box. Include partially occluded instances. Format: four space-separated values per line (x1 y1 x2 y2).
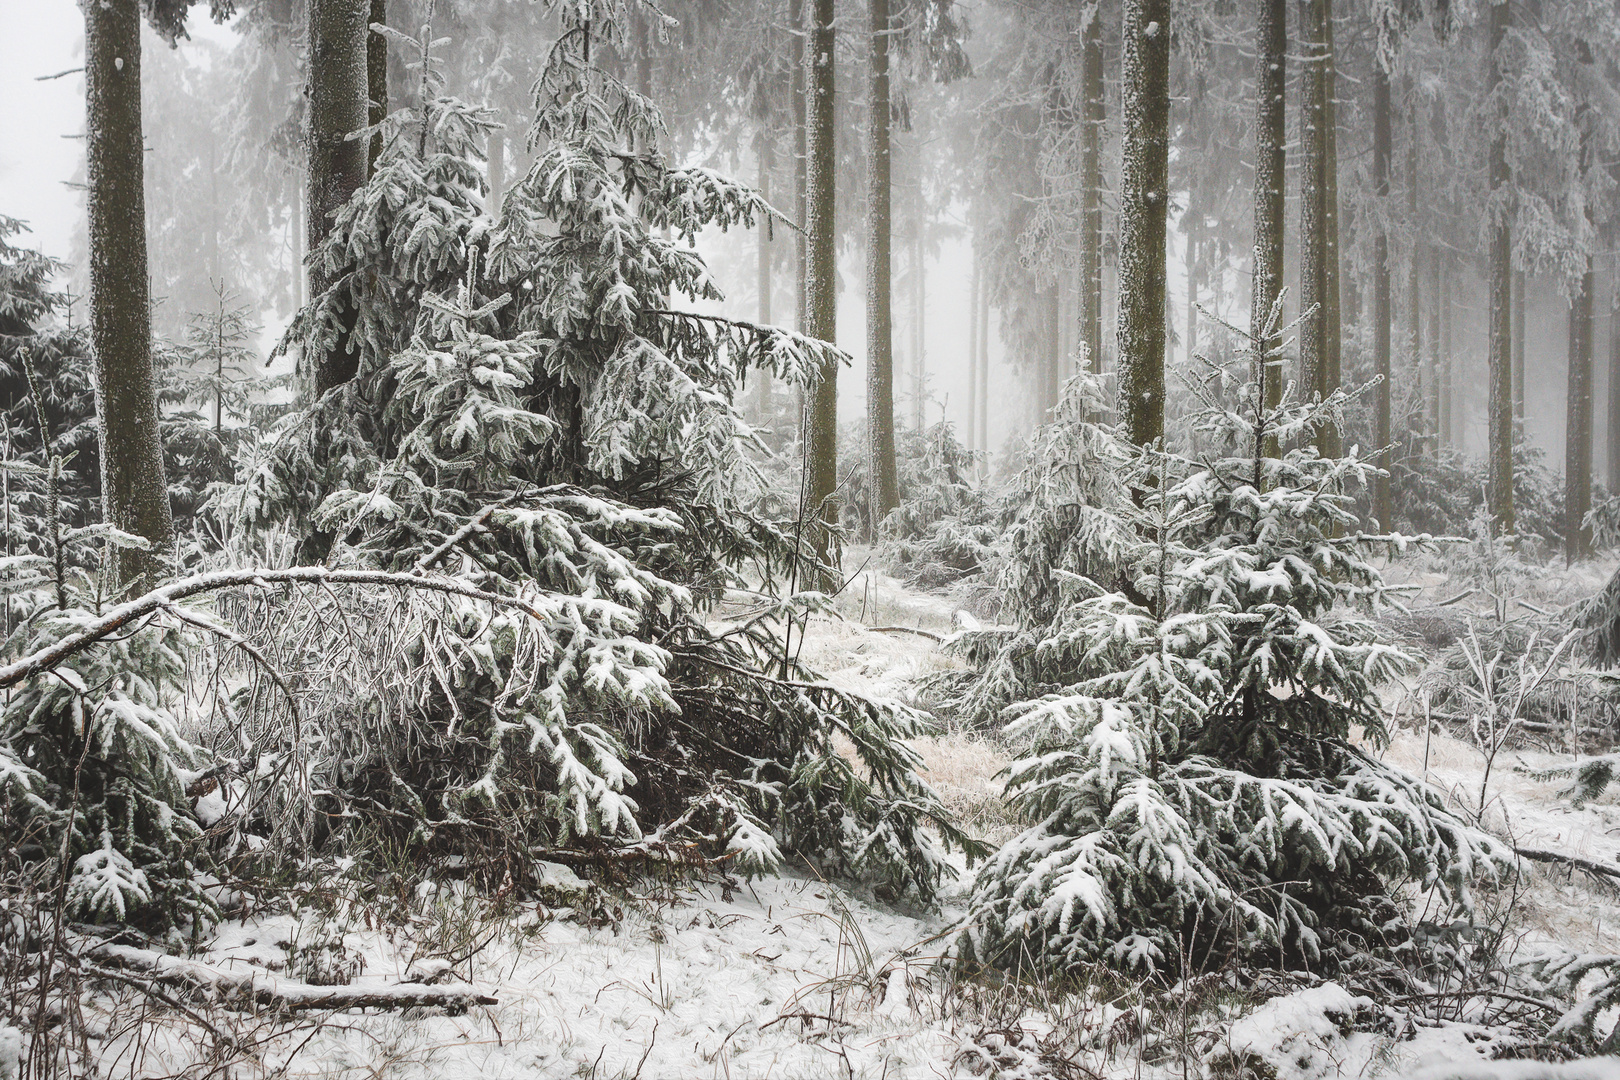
37 559 1620 1079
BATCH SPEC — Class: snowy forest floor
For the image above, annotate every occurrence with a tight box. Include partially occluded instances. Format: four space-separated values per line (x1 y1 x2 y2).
77 551 1620 1079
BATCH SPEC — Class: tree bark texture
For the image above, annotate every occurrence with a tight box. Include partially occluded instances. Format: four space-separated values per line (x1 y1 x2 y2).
1405 82 1421 448
1514 269 1526 422
865 0 899 526
1372 62 1392 528
85 0 176 592
757 142 774 419
307 0 370 397
802 0 839 561
791 0 808 333
1251 0 1286 453
1319 0 1342 458
1608 272 1620 488
1485 0 1514 533
1566 262 1594 562
367 0 386 173
1080 3 1105 375
972 249 984 453
1440 260 1453 450
1115 0 1171 447
968 234 980 450
488 131 505 215
1297 0 1327 420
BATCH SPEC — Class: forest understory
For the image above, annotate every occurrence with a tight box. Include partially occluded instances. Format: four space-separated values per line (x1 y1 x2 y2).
8 556 1620 1080
12 0 1620 1074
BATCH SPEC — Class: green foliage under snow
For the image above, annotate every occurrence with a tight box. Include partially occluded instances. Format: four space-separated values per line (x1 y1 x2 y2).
950 351 1509 976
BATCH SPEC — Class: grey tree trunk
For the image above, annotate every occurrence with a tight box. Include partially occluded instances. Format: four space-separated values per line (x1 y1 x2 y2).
1251 0 1286 452
1319 0 1342 458
367 0 386 173
488 131 505 215
1297 0 1327 419
972 249 984 453
802 0 839 568
1426 245 1440 449
1514 270 1526 422
1566 262 1595 562
1405 83 1421 448
1440 260 1453 450
1485 0 1514 533
1372 62 1392 528
791 0 808 334
756 142 774 419
911 170 926 430
85 0 175 592
1114 0 1171 447
866 0 898 526
1080 4 1105 375
968 233 980 450
307 0 370 397
1045 287 1062 416
1608 272 1620 488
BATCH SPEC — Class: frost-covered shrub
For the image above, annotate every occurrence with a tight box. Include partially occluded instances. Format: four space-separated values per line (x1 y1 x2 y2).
953 346 1510 976
221 12 974 898
875 423 998 590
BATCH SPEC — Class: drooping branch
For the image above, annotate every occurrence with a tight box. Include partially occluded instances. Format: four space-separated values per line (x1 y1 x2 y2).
0 567 630 690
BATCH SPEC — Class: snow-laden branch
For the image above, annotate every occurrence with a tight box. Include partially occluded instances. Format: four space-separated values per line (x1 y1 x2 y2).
0 566 628 690
90 942 498 1012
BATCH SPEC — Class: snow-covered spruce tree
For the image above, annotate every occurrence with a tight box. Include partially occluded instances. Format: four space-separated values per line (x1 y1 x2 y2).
954 322 1510 976
0 234 213 931
224 8 973 896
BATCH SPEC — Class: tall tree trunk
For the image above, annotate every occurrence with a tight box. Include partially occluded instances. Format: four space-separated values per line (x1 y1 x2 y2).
1185 227 1198 370
802 0 839 568
1608 271 1620 488
1426 244 1440 449
292 177 306 308
968 233 980 450
1045 287 1062 415
911 171 926 430
972 250 984 453
1298 0 1327 420
1371 62 1392 528
791 0 808 334
1440 261 1453 450
307 0 370 397
1513 269 1526 422
1319 0 1341 458
1115 0 1171 447
756 139 774 420
1566 261 1595 562
1405 81 1421 450
487 131 505 215
865 0 898 526
85 0 175 591
367 0 386 173
1251 0 1286 451
1080 4 1105 375
1485 0 1514 533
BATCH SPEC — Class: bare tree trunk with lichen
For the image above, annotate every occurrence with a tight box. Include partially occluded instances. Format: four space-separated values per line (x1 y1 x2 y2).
1115 0 1170 447
802 0 839 574
865 0 898 527
307 0 370 397
85 0 175 593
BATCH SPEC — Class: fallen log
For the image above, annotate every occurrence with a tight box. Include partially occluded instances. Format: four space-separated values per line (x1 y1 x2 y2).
89 942 497 1012
1516 847 1620 885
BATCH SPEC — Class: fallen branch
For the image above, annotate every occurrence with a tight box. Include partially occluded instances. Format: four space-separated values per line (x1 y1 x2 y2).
0 566 630 690
89 943 497 1013
533 840 710 868
864 625 944 643
1516 847 1620 884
